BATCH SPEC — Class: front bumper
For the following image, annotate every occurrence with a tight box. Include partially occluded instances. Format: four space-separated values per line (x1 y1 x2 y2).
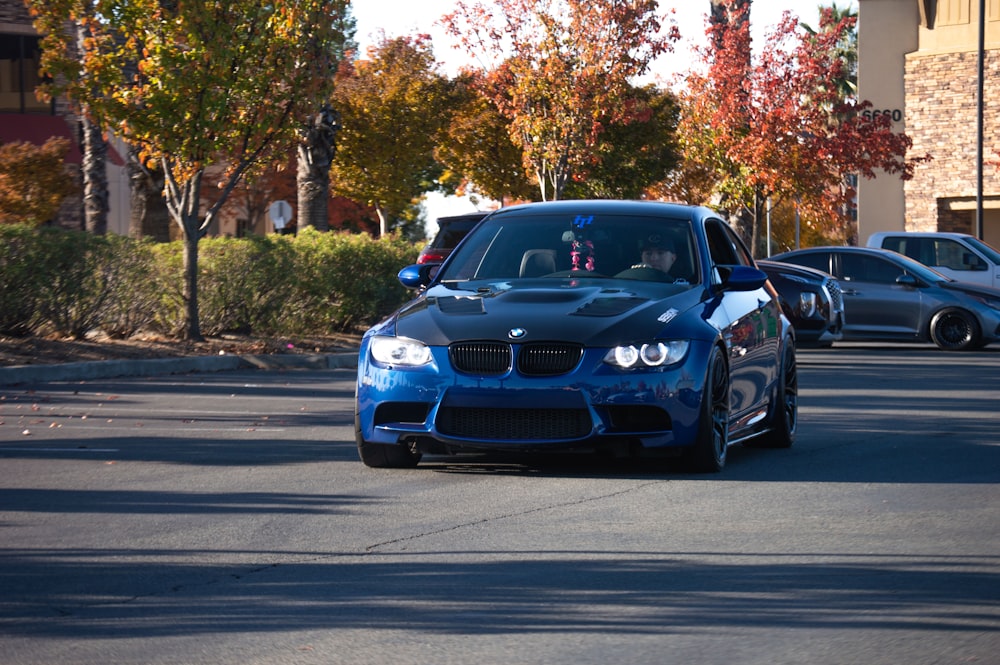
356 341 713 454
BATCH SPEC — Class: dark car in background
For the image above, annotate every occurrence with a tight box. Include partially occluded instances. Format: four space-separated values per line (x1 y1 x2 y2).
416 212 489 264
757 259 844 347
356 200 797 473
771 246 1000 350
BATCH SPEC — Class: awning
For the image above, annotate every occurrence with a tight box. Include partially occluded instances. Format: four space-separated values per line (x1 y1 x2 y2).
0 113 126 166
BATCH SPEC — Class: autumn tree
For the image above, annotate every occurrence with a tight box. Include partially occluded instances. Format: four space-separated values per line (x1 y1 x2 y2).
436 70 535 206
563 84 681 200
0 138 78 226
677 4 923 256
329 34 452 237
443 0 678 201
30 0 349 339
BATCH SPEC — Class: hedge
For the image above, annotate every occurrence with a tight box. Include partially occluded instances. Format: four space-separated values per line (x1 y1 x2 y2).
0 224 420 339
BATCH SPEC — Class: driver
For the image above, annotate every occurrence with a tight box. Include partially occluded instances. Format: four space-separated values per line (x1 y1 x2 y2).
636 234 677 274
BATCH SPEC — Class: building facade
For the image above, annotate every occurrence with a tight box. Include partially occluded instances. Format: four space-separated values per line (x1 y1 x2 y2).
859 0 1000 245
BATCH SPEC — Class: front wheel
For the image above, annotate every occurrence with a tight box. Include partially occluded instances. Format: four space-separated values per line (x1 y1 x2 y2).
682 345 730 473
929 308 980 350
355 412 421 468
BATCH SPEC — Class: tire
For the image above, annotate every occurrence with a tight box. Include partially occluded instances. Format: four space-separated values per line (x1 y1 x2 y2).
748 341 797 449
355 412 421 468
929 308 980 351
683 345 730 473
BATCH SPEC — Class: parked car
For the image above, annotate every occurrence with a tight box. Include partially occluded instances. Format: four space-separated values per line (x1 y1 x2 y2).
757 259 845 347
867 231 1000 289
416 212 489 264
356 200 797 472
770 246 1000 350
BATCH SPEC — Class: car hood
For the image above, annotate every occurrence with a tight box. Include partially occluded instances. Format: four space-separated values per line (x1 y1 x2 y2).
938 280 1000 300
388 279 710 347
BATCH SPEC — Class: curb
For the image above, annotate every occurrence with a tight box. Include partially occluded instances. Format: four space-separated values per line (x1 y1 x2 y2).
0 351 358 387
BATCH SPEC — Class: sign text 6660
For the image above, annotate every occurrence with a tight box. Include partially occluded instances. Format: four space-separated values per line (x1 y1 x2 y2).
861 108 903 122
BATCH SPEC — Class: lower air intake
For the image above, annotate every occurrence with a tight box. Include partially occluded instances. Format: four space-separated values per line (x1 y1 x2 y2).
437 407 592 440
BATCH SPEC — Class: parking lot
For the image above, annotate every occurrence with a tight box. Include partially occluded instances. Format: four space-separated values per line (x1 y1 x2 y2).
1 343 998 665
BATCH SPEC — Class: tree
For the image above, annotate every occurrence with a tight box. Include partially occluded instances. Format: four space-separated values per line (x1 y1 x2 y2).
0 138 78 226
436 70 536 206
443 0 678 201
73 18 109 234
677 3 925 256
30 0 349 339
328 34 451 237
296 6 356 232
563 84 681 200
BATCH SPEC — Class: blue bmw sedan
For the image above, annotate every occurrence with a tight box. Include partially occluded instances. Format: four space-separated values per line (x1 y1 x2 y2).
355 200 797 472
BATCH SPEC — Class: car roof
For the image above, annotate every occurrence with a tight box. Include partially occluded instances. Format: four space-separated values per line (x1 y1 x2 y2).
435 211 491 226
488 199 715 220
868 231 974 241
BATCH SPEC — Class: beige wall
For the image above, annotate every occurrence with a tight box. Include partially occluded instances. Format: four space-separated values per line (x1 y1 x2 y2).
858 0 1000 244
857 0 918 241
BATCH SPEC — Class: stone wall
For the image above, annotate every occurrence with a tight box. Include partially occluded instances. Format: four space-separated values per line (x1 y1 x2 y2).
904 48 1000 232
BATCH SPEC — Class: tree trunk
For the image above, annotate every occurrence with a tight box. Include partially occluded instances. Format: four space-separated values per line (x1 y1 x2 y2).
127 148 171 241
80 115 109 234
181 229 202 340
296 105 340 232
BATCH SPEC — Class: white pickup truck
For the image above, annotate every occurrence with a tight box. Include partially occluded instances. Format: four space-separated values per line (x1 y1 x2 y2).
866 231 1000 289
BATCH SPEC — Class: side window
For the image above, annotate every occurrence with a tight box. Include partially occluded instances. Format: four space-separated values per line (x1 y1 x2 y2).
934 239 984 271
787 252 831 275
704 219 743 266
842 254 904 284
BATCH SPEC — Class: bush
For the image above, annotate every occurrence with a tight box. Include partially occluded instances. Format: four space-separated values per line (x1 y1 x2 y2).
0 226 420 341
288 228 418 333
32 228 115 339
0 224 47 335
99 235 160 338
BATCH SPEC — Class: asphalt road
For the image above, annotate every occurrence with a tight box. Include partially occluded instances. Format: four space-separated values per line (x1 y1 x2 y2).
1 343 998 665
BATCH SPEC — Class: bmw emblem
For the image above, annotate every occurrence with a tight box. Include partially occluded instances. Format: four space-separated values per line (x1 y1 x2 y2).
508 327 527 339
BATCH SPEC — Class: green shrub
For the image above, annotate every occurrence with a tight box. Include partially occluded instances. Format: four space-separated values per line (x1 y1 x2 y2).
288 229 418 333
197 234 296 336
98 235 160 338
33 228 114 339
1 226 419 342
0 224 46 336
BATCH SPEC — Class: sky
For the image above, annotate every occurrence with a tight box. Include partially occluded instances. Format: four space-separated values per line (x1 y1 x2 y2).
350 1 857 229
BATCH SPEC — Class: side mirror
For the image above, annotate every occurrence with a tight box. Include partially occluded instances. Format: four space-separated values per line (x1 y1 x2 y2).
963 252 988 271
896 274 920 288
718 265 768 292
398 263 439 289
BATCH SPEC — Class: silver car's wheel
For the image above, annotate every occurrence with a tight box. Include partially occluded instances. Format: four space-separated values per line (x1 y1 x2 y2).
929 308 980 351
683 346 730 473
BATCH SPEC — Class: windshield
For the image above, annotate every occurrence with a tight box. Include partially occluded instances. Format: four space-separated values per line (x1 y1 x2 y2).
965 236 1000 264
437 212 701 285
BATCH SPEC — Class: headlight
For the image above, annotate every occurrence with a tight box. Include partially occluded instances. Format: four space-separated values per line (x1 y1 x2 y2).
370 336 433 366
604 340 689 368
798 292 818 318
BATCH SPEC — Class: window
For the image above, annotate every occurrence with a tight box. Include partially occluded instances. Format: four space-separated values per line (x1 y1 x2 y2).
0 34 50 114
841 254 904 285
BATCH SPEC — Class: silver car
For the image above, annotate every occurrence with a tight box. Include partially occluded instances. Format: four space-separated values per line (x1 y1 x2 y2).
770 246 1000 350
